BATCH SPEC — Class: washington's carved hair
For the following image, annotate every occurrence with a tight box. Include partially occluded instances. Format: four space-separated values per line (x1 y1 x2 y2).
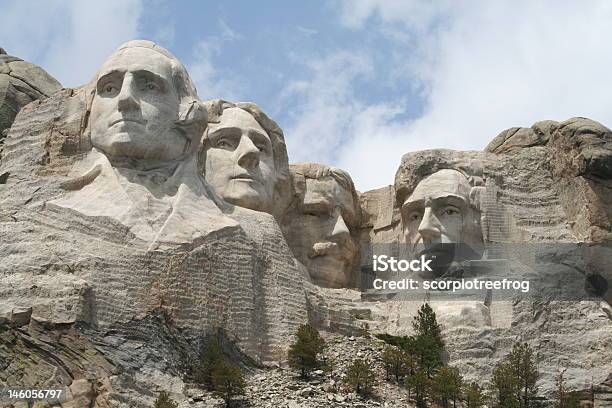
82 40 207 149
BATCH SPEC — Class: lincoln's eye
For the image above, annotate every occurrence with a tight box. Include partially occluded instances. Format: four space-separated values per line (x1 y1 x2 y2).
443 207 459 216
146 82 158 91
409 212 421 221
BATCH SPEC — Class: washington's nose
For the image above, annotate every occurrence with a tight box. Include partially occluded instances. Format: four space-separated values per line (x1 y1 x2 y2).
117 74 139 112
330 212 351 242
236 136 260 170
418 207 441 242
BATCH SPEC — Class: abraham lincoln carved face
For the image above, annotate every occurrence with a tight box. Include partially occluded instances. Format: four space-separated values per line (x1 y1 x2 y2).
401 169 483 277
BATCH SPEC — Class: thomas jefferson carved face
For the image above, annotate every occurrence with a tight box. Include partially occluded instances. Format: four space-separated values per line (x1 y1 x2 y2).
204 107 276 212
401 169 482 276
284 172 359 288
90 47 187 161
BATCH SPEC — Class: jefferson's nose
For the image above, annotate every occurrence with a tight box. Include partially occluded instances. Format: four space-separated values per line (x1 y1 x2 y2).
329 211 351 242
117 74 139 112
418 207 441 242
236 136 260 170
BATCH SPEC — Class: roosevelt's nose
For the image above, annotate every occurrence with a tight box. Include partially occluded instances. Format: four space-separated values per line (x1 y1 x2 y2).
418 207 441 242
236 136 260 170
329 210 351 242
117 74 140 112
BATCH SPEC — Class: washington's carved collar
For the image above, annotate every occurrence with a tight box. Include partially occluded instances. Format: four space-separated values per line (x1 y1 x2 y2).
48 149 239 249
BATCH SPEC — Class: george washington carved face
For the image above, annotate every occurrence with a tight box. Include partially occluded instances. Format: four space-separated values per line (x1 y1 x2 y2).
90 46 188 161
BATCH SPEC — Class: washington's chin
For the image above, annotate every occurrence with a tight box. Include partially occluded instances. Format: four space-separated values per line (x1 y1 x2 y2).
92 131 187 161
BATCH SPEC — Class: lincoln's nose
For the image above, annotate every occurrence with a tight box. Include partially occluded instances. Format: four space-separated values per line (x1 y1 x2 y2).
418 207 441 243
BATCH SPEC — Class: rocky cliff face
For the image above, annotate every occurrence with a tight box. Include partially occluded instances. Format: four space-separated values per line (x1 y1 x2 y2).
0 48 61 151
0 43 610 407
0 87 308 406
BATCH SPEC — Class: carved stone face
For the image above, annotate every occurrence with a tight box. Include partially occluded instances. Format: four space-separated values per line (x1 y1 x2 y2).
204 107 276 212
286 176 358 288
90 47 186 161
401 169 482 275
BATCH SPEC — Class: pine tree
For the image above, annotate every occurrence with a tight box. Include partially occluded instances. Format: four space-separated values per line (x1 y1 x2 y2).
211 361 246 408
409 303 444 377
287 324 326 379
491 361 520 408
464 382 486 408
413 303 444 350
431 366 463 408
408 332 443 378
382 345 412 383
507 342 539 408
195 334 224 389
490 342 539 408
405 368 430 408
153 390 178 408
345 358 376 397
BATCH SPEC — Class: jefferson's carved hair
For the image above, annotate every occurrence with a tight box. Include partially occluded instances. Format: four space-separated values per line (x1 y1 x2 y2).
201 99 291 215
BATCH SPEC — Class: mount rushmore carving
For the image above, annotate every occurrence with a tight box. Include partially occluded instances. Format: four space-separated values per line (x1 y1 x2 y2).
0 40 610 406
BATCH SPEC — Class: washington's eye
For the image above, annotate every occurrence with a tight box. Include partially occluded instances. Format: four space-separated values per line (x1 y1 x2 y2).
145 81 158 91
255 142 269 152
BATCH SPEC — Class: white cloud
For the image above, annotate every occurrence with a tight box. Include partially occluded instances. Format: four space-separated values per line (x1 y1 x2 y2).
188 20 244 101
281 50 373 166
0 0 143 87
287 0 612 191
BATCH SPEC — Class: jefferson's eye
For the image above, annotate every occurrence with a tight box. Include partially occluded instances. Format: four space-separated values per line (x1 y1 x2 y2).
145 81 159 91
101 83 117 95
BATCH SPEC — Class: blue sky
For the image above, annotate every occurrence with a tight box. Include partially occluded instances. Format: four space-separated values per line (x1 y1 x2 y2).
4 1 612 190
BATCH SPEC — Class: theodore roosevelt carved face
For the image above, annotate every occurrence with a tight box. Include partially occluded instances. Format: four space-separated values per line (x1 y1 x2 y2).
282 164 360 288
